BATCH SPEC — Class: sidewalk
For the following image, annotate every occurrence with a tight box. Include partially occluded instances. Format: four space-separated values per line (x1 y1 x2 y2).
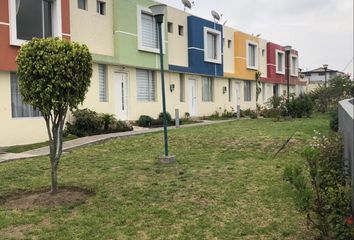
0 119 237 163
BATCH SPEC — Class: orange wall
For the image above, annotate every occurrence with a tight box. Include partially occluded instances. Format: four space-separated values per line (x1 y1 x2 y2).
225 31 259 81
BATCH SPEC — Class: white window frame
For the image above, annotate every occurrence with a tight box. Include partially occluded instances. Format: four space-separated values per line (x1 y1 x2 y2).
201 77 214 102
290 54 298 77
96 1 106 15
137 5 165 54
8 0 62 46
99 64 108 102
203 27 222 64
275 49 285 75
246 40 259 70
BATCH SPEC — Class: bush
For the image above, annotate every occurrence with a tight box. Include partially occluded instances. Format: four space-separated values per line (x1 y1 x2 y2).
287 94 314 118
243 109 258 119
221 108 236 118
301 132 354 239
137 115 154 127
66 109 103 137
329 107 339 132
158 112 172 123
66 109 132 137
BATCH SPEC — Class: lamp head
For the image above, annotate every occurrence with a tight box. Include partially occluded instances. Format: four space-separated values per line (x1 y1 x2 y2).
284 45 292 52
323 64 328 70
149 4 166 16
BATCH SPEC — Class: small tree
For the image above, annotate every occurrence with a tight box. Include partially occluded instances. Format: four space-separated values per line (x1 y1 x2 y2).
255 71 262 113
17 38 92 194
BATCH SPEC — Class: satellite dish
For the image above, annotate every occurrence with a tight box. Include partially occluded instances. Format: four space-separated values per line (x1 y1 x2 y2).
181 0 194 11
211 10 222 22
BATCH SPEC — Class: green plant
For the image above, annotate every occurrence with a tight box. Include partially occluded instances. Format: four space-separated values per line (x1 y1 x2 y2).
184 112 190 118
221 108 236 118
329 107 339 132
16 38 92 193
137 115 154 127
301 132 354 239
101 114 117 131
158 112 172 123
286 94 314 118
66 109 103 137
116 120 133 132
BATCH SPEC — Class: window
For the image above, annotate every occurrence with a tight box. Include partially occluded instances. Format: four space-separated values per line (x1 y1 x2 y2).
262 49 265 56
137 69 155 101
99 64 108 102
97 1 106 15
204 27 222 64
11 73 41 118
202 77 213 102
139 9 159 51
178 25 184 36
291 55 298 76
179 74 185 102
228 40 232 49
247 41 258 69
168 22 173 33
244 81 252 101
273 84 279 97
78 0 87 10
262 82 266 102
13 0 54 42
276 50 285 74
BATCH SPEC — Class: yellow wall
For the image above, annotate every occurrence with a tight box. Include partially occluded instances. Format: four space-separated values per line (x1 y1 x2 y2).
0 72 47 147
226 31 259 81
166 7 189 68
223 26 235 74
70 0 114 56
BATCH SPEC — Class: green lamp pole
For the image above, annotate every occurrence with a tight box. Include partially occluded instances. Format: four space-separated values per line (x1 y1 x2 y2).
150 4 174 163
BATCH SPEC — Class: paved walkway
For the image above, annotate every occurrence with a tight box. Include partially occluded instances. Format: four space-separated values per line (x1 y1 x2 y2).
0 119 237 163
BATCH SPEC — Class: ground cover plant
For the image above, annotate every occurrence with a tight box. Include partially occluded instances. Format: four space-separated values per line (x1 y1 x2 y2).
0 115 330 239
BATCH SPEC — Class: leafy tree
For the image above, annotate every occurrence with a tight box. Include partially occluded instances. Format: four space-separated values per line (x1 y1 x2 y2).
16 38 92 194
311 75 354 112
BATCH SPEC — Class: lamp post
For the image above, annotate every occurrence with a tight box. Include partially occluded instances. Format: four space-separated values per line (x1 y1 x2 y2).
323 64 328 112
323 64 328 88
149 4 175 163
284 45 292 104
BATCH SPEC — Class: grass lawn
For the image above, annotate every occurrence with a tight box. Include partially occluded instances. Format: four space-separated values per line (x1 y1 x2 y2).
0 114 330 239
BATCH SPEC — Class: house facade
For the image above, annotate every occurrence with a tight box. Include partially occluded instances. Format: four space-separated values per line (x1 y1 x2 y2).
302 67 346 92
0 0 305 147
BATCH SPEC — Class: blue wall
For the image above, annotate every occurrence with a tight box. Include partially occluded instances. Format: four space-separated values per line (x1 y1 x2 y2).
169 15 224 77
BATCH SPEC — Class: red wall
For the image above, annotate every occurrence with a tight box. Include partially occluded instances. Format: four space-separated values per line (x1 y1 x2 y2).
261 42 299 85
0 0 71 72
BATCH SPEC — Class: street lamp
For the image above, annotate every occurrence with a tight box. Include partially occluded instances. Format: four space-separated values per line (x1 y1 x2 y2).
149 4 175 163
284 45 292 104
323 64 328 88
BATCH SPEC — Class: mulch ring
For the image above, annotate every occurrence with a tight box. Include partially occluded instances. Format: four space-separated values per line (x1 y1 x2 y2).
0 186 95 210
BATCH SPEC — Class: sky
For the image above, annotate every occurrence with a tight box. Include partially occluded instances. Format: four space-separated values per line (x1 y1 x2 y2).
158 0 354 77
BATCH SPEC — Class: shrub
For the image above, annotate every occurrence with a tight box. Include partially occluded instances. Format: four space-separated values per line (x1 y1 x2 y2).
301 132 354 239
221 108 236 118
158 112 172 123
66 109 103 137
243 109 258 119
287 94 314 118
137 115 154 127
116 120 133 132
329 107 339 132
66 109 133 137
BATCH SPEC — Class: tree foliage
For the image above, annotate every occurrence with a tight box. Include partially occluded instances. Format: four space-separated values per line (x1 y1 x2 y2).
16 38 92 193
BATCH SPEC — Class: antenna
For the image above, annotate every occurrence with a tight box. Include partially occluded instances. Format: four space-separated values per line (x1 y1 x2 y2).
181 0 194 11
211 10 222 22
223 19 228 26
256 33 261 37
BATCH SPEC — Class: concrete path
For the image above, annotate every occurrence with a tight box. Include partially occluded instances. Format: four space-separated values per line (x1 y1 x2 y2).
0 119 237 163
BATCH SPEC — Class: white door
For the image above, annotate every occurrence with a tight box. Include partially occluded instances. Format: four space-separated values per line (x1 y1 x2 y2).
188 79 197 116
115 72 128 120
231 80 241 109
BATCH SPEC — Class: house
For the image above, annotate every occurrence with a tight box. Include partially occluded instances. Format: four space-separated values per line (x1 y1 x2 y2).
0 0 305 147
302 67 346 92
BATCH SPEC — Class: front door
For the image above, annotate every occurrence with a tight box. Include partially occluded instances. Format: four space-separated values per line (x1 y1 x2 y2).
231 80 241 109
188 79 197 116
115 72 128 120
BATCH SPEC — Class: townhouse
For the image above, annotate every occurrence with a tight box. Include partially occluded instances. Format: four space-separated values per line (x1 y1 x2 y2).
0 0 304 147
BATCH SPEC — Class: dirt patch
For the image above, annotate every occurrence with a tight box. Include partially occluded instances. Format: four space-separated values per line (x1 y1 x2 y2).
1 187 94 210
0 224 34 239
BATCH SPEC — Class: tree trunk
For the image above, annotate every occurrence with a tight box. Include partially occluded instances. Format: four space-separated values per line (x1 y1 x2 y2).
51 161 58 194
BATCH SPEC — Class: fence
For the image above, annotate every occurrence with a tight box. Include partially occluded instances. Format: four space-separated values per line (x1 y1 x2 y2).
338 98 354 212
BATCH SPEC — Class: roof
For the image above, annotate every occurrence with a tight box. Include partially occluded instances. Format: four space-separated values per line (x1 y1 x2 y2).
302 67 344 74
